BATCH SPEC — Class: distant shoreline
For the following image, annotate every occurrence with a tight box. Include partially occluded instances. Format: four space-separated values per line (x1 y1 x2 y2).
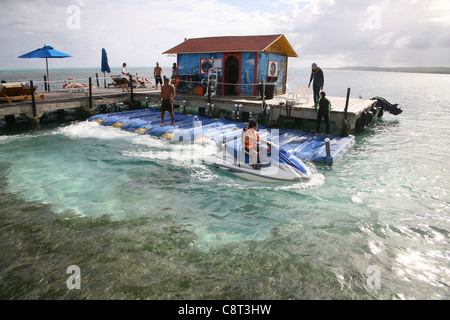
2 66 449 76
335 66 450 75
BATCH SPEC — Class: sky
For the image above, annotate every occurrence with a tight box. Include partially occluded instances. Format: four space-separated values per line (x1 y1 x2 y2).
0 0 449 70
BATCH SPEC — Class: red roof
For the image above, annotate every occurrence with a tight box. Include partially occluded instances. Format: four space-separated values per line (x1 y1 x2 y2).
163 34 298 57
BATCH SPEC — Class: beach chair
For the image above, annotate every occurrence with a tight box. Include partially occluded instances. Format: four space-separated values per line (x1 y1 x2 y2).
108 76 128 88
130 77 141 89
0 82 27 104
21 83 45 102
286 83 296 100
66 83 88 93
295 86 311 104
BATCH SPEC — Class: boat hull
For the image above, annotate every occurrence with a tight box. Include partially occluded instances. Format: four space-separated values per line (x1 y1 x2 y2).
203 153 312 183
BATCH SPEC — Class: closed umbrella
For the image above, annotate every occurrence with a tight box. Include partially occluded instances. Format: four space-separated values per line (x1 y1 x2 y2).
101 48 111 88
18 45 72 91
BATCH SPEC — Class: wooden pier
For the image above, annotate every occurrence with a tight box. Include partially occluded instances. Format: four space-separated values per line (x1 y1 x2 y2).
1 86 377 135
140 92 378 135
0 87 133 124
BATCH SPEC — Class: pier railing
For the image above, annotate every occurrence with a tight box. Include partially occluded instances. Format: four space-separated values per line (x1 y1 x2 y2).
3 70 284 102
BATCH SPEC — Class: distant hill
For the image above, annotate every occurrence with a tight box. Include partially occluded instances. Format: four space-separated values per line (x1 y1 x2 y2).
336 66 450 75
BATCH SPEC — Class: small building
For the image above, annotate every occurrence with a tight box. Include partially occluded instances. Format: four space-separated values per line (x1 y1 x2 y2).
163 34 298 97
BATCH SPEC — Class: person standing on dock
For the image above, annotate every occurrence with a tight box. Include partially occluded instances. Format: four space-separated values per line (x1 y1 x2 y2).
158 78 175 126
315 91 332 137
308 63 324 104
154 62 163 90
171 63 177 81
120 63 130 92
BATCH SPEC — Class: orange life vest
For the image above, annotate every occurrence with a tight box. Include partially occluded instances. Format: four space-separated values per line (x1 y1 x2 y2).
244 128 259 150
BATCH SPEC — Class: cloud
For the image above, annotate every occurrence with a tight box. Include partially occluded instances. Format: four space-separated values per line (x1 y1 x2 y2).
1 0 449 70
281 0 450 67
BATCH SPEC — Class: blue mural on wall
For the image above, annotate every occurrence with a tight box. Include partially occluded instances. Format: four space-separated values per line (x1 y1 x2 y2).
177 53 223 94
241 52 256 97
176 51 286 96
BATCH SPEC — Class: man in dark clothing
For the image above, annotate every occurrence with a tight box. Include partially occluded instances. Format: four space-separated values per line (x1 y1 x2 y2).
315 91 332 136
158 78 175 126
308 63 324 104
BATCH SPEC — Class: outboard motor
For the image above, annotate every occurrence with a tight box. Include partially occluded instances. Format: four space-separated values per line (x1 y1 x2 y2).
371 97 402 115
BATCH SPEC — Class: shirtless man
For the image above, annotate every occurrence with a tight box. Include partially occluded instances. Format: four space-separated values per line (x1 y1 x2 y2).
154 62 162 90
158 78 175 126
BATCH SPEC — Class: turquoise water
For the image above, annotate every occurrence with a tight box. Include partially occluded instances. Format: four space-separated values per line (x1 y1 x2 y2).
0 68 449 299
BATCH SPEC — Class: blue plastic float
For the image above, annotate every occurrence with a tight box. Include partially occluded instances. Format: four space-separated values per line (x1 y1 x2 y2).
88 108 355 164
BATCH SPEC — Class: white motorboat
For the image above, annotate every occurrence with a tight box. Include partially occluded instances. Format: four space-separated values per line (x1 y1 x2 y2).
203 139 312 182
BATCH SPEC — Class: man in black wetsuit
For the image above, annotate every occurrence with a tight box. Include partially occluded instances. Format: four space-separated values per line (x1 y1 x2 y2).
308 63 324 104
315 91 332 136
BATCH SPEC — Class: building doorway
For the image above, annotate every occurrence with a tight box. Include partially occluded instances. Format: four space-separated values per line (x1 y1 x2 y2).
223 54 241 96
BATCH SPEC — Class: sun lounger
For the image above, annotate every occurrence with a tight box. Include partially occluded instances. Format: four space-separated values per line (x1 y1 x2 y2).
0 82 45 104
21 83 45 102
108 75 144 89
108 76 129 88
0 82 27 104
65 83 88 93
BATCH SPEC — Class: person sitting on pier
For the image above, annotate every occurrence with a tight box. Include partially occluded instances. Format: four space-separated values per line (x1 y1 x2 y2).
119 63 131 92
158 77 175 126
242 120 271 170
315 91 332 137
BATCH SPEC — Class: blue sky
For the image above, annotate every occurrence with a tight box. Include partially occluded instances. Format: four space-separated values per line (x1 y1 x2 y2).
0 0 449 70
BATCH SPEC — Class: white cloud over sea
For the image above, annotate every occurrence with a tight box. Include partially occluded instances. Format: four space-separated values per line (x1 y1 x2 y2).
0 0 449 69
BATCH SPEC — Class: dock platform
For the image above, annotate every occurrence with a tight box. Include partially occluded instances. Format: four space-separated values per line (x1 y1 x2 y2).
1 86 378 135
159 92 377 134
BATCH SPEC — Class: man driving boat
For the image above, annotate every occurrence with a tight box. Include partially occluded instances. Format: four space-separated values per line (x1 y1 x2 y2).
242 120 271 170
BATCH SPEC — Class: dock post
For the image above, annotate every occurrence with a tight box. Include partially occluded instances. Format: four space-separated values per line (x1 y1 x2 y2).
96 73 100 88
145 96 149 108
238 104 243 122
206 103 211 118
30 80 37 118
88 77 93 110
265 106 271 127
262 81 266 100
129 74 134 105
183 100 187 114
342 88 351 136
211 104 215 118
44 75 48 92
234 104 238 122
28 80 39 125
325 138 331 158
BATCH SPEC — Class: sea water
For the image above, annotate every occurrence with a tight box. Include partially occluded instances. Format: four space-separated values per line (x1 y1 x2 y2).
0 68 449 299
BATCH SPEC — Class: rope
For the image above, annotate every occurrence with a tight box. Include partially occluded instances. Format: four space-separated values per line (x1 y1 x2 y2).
10 76 282 90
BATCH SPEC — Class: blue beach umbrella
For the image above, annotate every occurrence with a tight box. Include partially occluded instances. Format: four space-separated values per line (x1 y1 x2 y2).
18 45 72 91
101 48 111 88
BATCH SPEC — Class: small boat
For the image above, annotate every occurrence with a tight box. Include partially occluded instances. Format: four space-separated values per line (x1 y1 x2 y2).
203 139 312 182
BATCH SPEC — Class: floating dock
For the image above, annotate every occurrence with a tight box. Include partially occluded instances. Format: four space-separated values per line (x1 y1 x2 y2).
1 86 380 136
88 108 355 164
